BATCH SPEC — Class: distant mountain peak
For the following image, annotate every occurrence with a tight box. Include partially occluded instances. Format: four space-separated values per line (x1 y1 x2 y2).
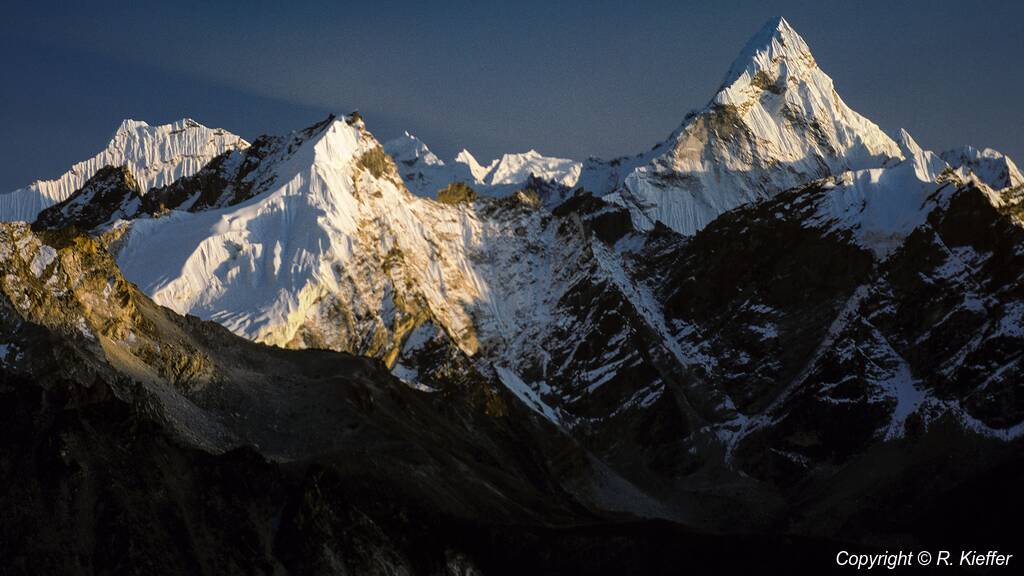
114 118 150 134
383 131 445 168
454 148 496 181
0 118 248 223
941 145 1024 190
383 135 580 197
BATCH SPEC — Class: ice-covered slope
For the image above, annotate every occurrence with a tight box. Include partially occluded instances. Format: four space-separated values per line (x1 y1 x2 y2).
116 116 489 359
940 145 1024 190
593 17 903 235
384 131 445 169
455 148 496 182
0 119 247 222
809 129 952 256
384 132 581 197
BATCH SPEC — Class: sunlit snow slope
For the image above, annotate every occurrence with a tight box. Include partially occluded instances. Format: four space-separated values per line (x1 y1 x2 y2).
116 116 490 357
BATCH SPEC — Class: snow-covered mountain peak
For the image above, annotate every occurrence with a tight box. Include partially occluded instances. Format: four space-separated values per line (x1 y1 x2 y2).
895 128 948 182
0 118 248 222
487 150 581 187
699 15 901 171
113 114 487 354
226 112 404 205
383 131 445 168
595 16 903 236
715 16 815 107
309 115 409 193
940 145 1024 190
454 149 496 181
111 117 220 143
895 128 920 152
384 133 581 197
114 118 151 135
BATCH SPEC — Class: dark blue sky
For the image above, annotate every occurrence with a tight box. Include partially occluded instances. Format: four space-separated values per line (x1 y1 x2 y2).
3 0 1022 191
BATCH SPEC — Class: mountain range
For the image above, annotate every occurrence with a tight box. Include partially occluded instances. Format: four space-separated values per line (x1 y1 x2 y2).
2 16 1022 575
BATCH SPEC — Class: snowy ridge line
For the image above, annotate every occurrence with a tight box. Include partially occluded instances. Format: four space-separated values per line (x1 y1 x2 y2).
384 132 581 198
1 119 248 223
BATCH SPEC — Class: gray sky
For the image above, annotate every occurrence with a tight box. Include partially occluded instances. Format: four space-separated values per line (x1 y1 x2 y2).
3 0 1022 191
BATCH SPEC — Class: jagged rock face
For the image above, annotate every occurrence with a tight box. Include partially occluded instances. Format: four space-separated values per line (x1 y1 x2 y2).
878 188 1024 428
103 116 638 425
32 166 143 232
474 133 1023 507
0 119 248 222
631 180 1024 474
0 222 627 515
3 170 1023 573
533 180 1023 541
0 222 216 397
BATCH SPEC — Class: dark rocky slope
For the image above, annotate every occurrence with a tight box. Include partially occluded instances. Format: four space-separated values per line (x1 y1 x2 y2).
0 224 652 574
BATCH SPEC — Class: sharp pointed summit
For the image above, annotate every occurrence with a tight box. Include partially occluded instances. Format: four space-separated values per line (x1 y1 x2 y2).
895 128 948 182
385 131 445 168
587 16 903 235
454 148 495 181
716 16 817 106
